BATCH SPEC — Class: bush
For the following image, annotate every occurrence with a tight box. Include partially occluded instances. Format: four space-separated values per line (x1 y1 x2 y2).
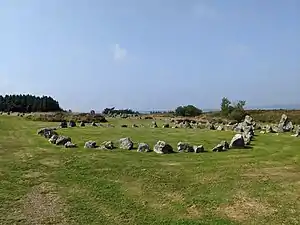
229 108 246 122
175 105 202 117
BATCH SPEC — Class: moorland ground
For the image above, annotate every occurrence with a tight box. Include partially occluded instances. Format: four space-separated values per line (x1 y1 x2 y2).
0 115 300 225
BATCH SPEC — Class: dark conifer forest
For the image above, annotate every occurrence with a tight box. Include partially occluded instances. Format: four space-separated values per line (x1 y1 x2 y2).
0 94 62 112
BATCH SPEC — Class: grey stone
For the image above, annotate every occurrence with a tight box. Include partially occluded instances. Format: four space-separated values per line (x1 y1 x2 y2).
80 121 85 127
64 141 77 148
193 145 205 153
217 125 224 131
56 136 71 145
60 121 68 128
162 123 170 128
151 121 158 128
229 134 245 148
177 142 193 153
278 114 293 132
49 135 59 144
91 122 97 126
206 123 215 130
132 124 139 128
137 143 151 152
37 128 58 139
69 120 76 127
212 141 229 152
119 137 133 150
121 124 128 128
84 141 97 148
99 141 114 149
153 141 173 154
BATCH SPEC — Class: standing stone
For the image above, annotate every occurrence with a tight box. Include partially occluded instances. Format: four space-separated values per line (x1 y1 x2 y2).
229 134 245 148
137 143 151 152
84 141 97 148
193 145 205 153
80 121 85 127
177 142 193 152
132 124 139 128
119 137 134 150
91 122 97 126
56 136 71 145
212 141 229 152
244 115 254 126
162 123 170 128
153 141 173 154
151 121 158 128
121 124 128 128
69 120 76 127
278 114 293 132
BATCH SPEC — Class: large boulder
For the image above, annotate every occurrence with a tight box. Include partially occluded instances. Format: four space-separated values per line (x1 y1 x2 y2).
37 128 58 139
80 121 85 127
278 114 293 132
177 142 193 153
212 141 229 152
56 136 71 145
84 141 97 148
119 137 134 150
137 143 151 152
193 145 205 153
69 120 76 127
229 134 245 148
153 141 173 154
91 122 97 127
60 121 68 128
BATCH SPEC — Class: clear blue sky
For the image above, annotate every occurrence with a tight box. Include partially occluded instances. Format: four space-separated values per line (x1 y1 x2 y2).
0 0 299 112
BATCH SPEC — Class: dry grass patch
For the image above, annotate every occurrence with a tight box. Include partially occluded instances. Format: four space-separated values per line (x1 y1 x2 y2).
39 158 61 167
184 204 203 219
10 182 69 225
243 166 300 181
218 192 275 222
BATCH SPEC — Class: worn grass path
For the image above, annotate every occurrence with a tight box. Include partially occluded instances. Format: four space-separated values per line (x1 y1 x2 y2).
0 115 300 225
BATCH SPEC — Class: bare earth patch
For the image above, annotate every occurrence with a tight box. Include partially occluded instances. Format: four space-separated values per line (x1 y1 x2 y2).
218 192 275 222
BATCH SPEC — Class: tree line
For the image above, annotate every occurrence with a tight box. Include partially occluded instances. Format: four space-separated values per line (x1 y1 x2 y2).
0 94 62 112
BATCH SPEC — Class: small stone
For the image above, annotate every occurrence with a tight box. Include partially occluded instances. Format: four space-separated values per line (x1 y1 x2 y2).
84 141 97 148
64 141 77 148
137 143 151 152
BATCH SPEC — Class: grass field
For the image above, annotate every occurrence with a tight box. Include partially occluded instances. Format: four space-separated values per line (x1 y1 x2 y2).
0 115 300 225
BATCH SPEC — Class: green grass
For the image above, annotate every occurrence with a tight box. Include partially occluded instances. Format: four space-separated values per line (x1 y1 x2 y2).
0 115 300 225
